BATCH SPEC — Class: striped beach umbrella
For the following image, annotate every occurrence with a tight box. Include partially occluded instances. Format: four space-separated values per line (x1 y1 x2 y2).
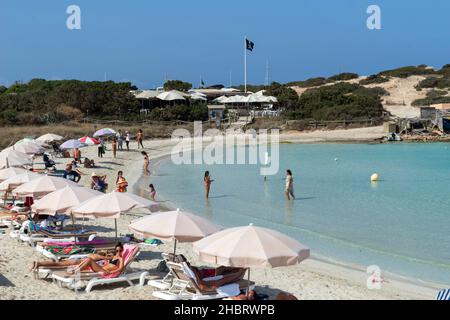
78 136 100 146
60 139 87 150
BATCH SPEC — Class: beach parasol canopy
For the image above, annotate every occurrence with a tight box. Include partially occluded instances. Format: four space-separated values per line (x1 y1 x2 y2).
78 136 100 146
4 142 45 155
15 138 46 147
0 171 40 193
93 128 116 137
60 139 87 150
12 175 81 198
71 191 159 219
0 149 33 169
192 224 310 268
128 208 221 254
157 90 186 101
0 167 28 183
31 185 103 216
72 191 159 238
36 133 63 143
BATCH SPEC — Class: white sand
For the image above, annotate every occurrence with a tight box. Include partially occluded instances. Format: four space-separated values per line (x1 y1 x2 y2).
0 137 442 300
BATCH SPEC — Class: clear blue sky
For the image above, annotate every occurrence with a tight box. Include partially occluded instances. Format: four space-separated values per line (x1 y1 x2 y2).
1 0 450 89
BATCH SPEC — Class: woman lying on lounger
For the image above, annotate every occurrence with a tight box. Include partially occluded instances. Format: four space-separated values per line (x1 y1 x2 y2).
29 243 125 275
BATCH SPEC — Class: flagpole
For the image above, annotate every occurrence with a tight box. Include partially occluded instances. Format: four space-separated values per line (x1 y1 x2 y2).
244 36 247 93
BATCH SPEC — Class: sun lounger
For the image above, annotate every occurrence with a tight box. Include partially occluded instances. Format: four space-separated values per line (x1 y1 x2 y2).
147 252 177 290
151 261 254 300
51 244 148 292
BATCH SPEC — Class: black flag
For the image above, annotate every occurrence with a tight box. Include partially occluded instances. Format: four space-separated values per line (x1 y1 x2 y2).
246 38 254 51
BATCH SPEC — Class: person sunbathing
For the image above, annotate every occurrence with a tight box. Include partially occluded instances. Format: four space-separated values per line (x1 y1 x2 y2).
29 243 125 275
175 255 247 290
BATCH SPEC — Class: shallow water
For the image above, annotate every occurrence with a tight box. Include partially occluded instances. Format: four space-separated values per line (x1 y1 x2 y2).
137 143 450 285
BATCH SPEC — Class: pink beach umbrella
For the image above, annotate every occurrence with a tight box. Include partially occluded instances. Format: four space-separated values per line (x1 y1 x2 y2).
128 208 221 255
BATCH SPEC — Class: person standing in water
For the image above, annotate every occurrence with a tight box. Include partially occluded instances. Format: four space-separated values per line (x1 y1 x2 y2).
204 171 214 199
141 151 149 176
285 169 295 200
149 184 156 201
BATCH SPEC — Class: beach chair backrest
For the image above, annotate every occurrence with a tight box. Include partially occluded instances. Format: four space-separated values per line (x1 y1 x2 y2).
122 244 140 269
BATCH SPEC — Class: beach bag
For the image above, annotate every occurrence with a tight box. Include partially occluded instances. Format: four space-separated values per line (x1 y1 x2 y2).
156 260 169 273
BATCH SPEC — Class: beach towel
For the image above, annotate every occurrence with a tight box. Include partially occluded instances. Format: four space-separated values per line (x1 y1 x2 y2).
48 245 95 256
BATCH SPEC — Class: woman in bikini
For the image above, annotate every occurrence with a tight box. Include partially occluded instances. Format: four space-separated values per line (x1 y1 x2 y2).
204 171 214 199
29 243 126 275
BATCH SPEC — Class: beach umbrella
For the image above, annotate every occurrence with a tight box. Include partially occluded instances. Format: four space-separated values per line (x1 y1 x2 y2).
192 224 310 294
36 133 63 143
0 171 40 193
0 149 32 169
128 208 221 255
15 138 46 147
93 128 116 137
157 90 186 101
78 136 100 146
31 185 103 216
4 142 45 155
12 175 81 198
190 93 207 101
0 167 28 183
72 191 159 238
60 139 87 150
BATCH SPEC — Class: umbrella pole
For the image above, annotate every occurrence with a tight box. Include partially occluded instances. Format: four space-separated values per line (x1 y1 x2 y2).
173 239 177 256
115 219 118 240
246 269 251 297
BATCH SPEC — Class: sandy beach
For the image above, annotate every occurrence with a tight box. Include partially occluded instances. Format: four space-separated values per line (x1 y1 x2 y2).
0 129 443 300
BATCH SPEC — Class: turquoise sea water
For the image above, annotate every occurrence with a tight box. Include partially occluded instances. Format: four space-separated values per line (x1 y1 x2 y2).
138 143 450 285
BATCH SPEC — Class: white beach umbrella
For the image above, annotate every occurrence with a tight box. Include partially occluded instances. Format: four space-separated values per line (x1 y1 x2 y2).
0 167 28 183
4 142 45 155
128 208 221 254
60 139 87 150
0 171 40 193
157 90 186 101
31 185 103 216
0 149 32 169
192 224 310 294
36 133 63 143
72 191 159 238
15 138 46 147
214 96 230 103
12 175 81 198
190 94 207 101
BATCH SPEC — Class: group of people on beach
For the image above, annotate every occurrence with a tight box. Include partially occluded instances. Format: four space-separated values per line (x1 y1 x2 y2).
96 129 145 159
203 169 295 200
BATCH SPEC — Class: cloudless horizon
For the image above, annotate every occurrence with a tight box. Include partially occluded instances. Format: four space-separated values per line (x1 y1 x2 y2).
1 0 450 89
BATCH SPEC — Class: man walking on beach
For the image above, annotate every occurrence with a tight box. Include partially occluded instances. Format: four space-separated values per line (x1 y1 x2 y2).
117 129 123 151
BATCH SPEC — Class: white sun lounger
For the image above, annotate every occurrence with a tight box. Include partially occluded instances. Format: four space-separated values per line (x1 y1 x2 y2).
51 244 148 293
151 261 254 300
